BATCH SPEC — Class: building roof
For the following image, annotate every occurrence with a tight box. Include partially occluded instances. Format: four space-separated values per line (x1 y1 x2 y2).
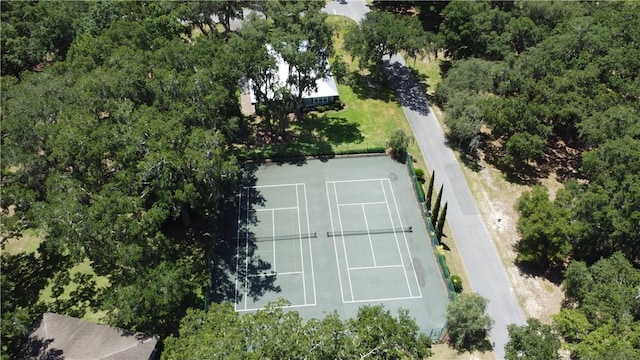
249 44 339 104
23 313 158 360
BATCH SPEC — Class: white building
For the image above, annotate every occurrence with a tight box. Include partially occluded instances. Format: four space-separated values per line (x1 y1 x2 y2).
249 44 339 110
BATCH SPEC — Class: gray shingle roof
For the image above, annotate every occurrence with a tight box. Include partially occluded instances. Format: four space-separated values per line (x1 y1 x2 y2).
23 313 158 360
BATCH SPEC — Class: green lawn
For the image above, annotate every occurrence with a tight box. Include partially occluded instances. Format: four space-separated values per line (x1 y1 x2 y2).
3 228 45 255
3 226 109 322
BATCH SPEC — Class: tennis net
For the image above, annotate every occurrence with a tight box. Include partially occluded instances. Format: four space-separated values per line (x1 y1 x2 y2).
237 232 318 242
326 226 412 237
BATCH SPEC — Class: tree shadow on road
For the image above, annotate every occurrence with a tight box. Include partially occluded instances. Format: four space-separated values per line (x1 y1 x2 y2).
384 60 431 116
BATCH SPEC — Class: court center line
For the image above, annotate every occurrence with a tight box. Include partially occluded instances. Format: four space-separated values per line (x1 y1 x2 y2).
362 204 377 267
333 181 356 302
325 182 346 303
303 183 317 306
296 184 308 305
348 264 404 271
380 179 414 297
386 178 424 298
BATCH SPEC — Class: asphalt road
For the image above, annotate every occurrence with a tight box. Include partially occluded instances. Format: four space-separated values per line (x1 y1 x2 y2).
324 0 369 23
384 55 526 359
323 2 527 358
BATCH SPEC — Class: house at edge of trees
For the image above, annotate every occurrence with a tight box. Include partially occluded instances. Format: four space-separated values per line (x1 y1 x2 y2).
249 43 340 111
21 313 159 360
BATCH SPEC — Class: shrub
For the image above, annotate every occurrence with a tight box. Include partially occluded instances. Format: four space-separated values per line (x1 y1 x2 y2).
387 129 411 162
451 275 463 293
414 168 425 183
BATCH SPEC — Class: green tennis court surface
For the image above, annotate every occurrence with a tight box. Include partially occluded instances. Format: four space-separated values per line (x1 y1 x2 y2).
234 155 448 336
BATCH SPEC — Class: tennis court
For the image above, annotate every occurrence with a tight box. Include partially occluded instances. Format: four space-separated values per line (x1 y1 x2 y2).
234 155 449 336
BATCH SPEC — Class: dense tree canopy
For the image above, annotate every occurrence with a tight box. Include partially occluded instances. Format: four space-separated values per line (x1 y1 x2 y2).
344 10 431 76
505 318 560 360
3 1 640 358
554 253 640 359
1 2 245 356
162 301 433 359
435 0 640 265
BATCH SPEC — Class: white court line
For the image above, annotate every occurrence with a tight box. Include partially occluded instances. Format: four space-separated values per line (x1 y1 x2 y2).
244 187 251 310
380 179 413 297
386 179 423 298
234 190 243 310
237 302 317 312
338 201 387 207
362 204 377 267
248 182 304 189
325 182 346 303
256 206 298 212
272 209 276 273
303 183 318 305
349 264 404 271
343 295 422 304
296 184 307 305
331 178 389 184
246 271 302 277
334 181 356 302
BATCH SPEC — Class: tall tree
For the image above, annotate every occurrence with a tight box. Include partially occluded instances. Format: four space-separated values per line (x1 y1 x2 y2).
446 293 494 353
344 11 429 77
515 186 574 267
425 171 435 208
555 253 640 359
505 318 560 360
162 302 433 359
436 202 448 242
431 185 444 228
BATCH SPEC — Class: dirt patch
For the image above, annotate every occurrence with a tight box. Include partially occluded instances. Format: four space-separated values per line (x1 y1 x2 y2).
463 153 564 324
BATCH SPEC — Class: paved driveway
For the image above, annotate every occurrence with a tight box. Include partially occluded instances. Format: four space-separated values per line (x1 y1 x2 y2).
324 0 369 23
323 3 527 359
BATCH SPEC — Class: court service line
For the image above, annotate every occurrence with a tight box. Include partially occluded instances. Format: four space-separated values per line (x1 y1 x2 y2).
246 271 302 277
339 201 387 207
349 264 404 271
361 204 377 267
296 184 307 305
343 295 422 304
256 206 298 212
303 183 318 306
237 302 317 313
380 179 414 297
330 178 390 184
386 179 424 298
325 183 346 303
334 181 356 302
249 182 304 189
